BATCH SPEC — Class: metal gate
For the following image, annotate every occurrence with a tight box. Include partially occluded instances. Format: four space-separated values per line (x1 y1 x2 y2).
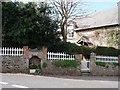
81 60 90 72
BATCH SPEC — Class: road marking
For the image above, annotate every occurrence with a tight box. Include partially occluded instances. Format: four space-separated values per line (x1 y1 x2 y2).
0 82 8 85
12 84 29 88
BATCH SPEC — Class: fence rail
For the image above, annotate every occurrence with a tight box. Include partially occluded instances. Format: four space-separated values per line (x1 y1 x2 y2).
0 47 23 56
96 55 118 63
47 52 75 60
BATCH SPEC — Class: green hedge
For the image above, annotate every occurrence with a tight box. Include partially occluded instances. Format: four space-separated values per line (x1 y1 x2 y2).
94 46 120 56
95 62 106 67
42 62 48 68
48 41 120 59
52 60 80 68
48 41 83 54
96 61 120 67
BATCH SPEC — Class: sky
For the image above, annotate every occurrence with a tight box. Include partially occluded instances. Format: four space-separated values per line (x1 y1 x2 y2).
88 2 117 13
11 0 118 13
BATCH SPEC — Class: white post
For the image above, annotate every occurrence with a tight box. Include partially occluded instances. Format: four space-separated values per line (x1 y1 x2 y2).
0 47 1 56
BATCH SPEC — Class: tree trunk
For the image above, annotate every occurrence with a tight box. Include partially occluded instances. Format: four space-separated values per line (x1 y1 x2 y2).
61 18 67 42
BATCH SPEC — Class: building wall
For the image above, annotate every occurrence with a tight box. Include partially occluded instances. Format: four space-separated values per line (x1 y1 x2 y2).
74 26 119 48
118 1 120 49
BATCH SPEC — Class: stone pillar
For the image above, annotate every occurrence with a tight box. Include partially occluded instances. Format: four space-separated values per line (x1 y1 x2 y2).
23 46 29 59
118 55 120 64
23 46 29 70
118 55 120 76
90 52 96 74
75 54 83 61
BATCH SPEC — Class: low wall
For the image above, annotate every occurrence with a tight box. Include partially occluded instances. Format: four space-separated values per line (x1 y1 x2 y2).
90 53 119 76
1 56 29 73
90 64 119 76
42 61 81 76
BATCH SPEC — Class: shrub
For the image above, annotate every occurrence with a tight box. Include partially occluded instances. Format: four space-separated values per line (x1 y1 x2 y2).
48 41 120 59
95 62 106 67
42 62 48 68
95 46 120 56
112 62 120 66
48 41 83 54
29 63 37 69
96 61 120 67
52 60 80 68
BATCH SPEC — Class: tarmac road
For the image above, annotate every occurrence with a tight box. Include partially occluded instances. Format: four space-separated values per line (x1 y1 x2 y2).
0 73 118 88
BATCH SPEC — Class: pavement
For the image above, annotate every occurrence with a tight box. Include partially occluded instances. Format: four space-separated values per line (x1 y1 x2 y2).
0 73 119 88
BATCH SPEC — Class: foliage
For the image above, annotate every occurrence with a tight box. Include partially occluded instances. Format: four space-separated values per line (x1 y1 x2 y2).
48 41 82 54
48 41 120 59
52 60 80 68
42 62 48 68
94 46 120 56
95 62 106 67
2 2 60 48
107 30 119 48
112 62 120 66
48 41 93 58
29 63 37 69
96 61 120 67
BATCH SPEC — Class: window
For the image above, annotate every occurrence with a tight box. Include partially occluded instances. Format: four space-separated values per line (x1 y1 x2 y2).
68 29 74 37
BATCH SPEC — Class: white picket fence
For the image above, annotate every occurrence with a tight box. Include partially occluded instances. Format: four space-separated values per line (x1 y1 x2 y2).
96 55 118 63
0 47 23 56
47 52 75 60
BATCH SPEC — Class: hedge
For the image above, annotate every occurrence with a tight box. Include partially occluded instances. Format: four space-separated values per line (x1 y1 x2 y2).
48 41 120 59
52 60 80 68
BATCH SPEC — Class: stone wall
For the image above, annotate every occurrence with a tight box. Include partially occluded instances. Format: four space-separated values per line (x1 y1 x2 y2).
0 46 47 73
1 56 28 73
42 60 81 76
90 53 119 76
91 65 118 76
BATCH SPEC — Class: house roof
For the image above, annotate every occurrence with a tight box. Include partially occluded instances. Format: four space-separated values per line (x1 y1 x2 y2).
74 7 118 31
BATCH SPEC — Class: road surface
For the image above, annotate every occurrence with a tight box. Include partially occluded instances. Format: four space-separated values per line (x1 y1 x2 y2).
0 73 118 88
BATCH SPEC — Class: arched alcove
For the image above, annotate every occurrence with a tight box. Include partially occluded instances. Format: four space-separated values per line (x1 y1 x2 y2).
29 56 41 66
29 56 42 74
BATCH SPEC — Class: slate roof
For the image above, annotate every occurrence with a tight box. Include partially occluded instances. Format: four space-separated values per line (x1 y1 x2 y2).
74 6 118 31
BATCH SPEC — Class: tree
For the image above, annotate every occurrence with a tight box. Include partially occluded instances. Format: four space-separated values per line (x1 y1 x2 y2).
51 0 85 42
2 2 60 48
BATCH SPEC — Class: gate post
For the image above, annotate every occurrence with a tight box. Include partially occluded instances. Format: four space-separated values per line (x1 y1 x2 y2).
118 55 120 76
41 46 47 60
23 46 29 70
41 46 47 68
23 46 29 59
90 52 96 74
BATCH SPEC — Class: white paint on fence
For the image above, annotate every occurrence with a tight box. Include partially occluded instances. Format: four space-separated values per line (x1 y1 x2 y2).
96 55 118 63
0 47 23 56
81 60 90 72
47 52 75 60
